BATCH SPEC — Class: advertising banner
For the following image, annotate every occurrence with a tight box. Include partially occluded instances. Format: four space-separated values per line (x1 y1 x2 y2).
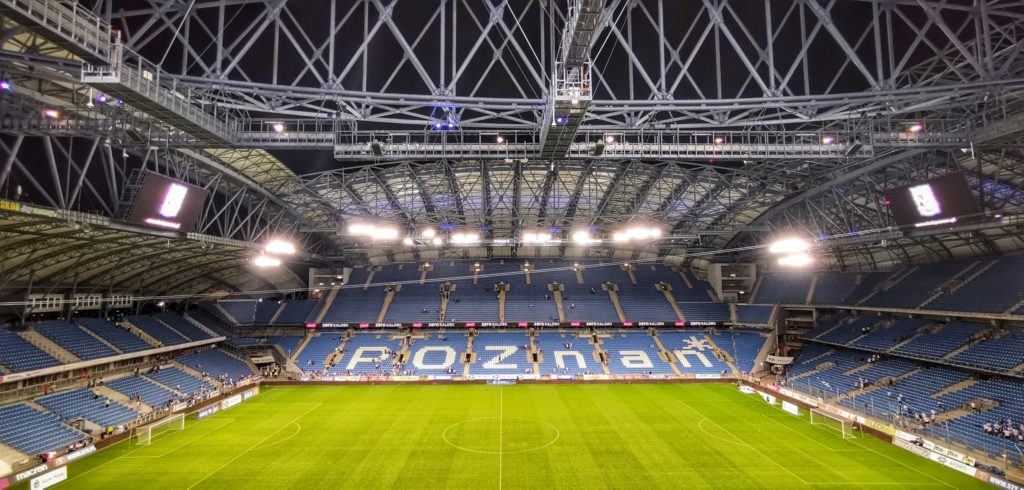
739 385 757 394
249 355 275 364
242 387 260 400
759 392 778 405
220 394 243 410
923 439 976 466
695 374 721 379
765 355 795 365
196 404 220 420
29 467 66 490
782 401 800 416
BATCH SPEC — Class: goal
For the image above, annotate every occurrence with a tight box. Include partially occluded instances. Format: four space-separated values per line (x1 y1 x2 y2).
809 409 857 439
132 413 185 446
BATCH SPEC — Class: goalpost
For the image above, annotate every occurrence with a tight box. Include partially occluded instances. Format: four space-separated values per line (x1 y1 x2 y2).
809 409 858 439
132 413 185 446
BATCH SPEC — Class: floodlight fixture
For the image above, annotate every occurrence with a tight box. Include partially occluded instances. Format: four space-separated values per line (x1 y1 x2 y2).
778 253 813 267
768 237 810 254
254 255 282 267
265 239 296 255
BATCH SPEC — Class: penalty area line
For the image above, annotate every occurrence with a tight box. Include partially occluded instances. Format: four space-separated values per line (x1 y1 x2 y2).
186 402 322 490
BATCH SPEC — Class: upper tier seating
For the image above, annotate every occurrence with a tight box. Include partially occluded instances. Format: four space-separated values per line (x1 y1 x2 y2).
925 257 1024 313
254 301 280 324
753 272 812 304
36 388 138 428
384 281 441 322
950 331 1024 371
469 332 532 376
105 376 176 408
533 261 619 322
0 404 85 455
503 281 560 322
894 321 985 359
176 349 253 381
677 302 730 322
815 316 881 344
273 300 319 325
77 317 152 353
863 262 971 308
295 333 342 371
321 268 386 322
677 271 715 301
219 301 257 324
618 283 680 322
0 329 62 372
145 366 210 395
601 331 675 375
851 317 930 351
266 336 303 357
156 313 212 341
35 320 117 360
735 305 773 324
126 315 189 346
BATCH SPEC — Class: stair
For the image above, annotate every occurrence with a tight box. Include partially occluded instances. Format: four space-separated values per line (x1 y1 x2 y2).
291 334 314 361
314 287 341 323
439 291 450 321
843 362 879 376
931 378 979 398
790 361 836 381
917 261 983 308
76 322 123 354
214 303 238 324
662 288 686 322
267 302 286 324
703 335 739 374
1006 294 1024 315
650 330 683 376
861 266 918 304
19 331 80 363
575 269 585 284
154 316 190 340
934 398 999 424
801 349 836 365
677 268 694 289
122 320 162 348
182 314 219 337
607 289 626 322
941 326 1001 360
552 289 566 322
836 368 922 400
377 289 395 323
529 332 540 374
498 290 506 323
625 267 638 285
728 303 737 324
0 441 28 471
748 275 765 303
805 274 819 304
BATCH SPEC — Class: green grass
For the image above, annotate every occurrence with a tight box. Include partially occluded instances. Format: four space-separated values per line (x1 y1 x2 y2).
61 384 986 489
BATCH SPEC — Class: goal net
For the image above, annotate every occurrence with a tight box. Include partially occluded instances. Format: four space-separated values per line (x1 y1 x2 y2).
809 409 857 439
133 413 185 446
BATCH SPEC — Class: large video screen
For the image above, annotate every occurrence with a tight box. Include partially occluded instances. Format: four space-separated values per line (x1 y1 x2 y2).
884 173 980 227
127 173 209 232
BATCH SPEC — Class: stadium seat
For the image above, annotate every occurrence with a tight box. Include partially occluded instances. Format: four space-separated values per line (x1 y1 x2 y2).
35 320 118 360
77 317 153 353
0 329 62 372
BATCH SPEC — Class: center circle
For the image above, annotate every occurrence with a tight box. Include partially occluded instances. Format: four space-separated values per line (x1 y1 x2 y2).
442 417 560 454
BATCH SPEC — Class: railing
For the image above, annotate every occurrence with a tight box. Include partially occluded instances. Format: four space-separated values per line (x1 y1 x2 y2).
0 0 113 61
783 376 1023 469
82 45 238 143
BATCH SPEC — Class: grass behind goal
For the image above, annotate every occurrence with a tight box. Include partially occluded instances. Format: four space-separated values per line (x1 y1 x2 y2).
63 384 985 489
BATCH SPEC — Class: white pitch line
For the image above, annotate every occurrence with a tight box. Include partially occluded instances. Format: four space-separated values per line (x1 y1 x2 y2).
186 402 322 490
498 386 504 490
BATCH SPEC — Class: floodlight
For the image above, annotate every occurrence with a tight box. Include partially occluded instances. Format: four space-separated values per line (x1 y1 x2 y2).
908 123 923 133
572 230 598 244
768 237 810 254
451 232 479 245
43 109 60 119
496 135 505 144
821 135 834 145
348 223 373 235
432 237 443 246
270 122 285 133
254 255 281 267
778 253 813 267
0 80 10 91
421 228 436 238
402 237 414 246
713 136 724 144
265 239 296 255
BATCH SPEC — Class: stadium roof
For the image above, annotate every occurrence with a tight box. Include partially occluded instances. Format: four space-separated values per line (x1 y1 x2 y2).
2 0 1024 296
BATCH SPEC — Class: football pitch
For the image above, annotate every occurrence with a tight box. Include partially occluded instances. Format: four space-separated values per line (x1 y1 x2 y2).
61 384 986 489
